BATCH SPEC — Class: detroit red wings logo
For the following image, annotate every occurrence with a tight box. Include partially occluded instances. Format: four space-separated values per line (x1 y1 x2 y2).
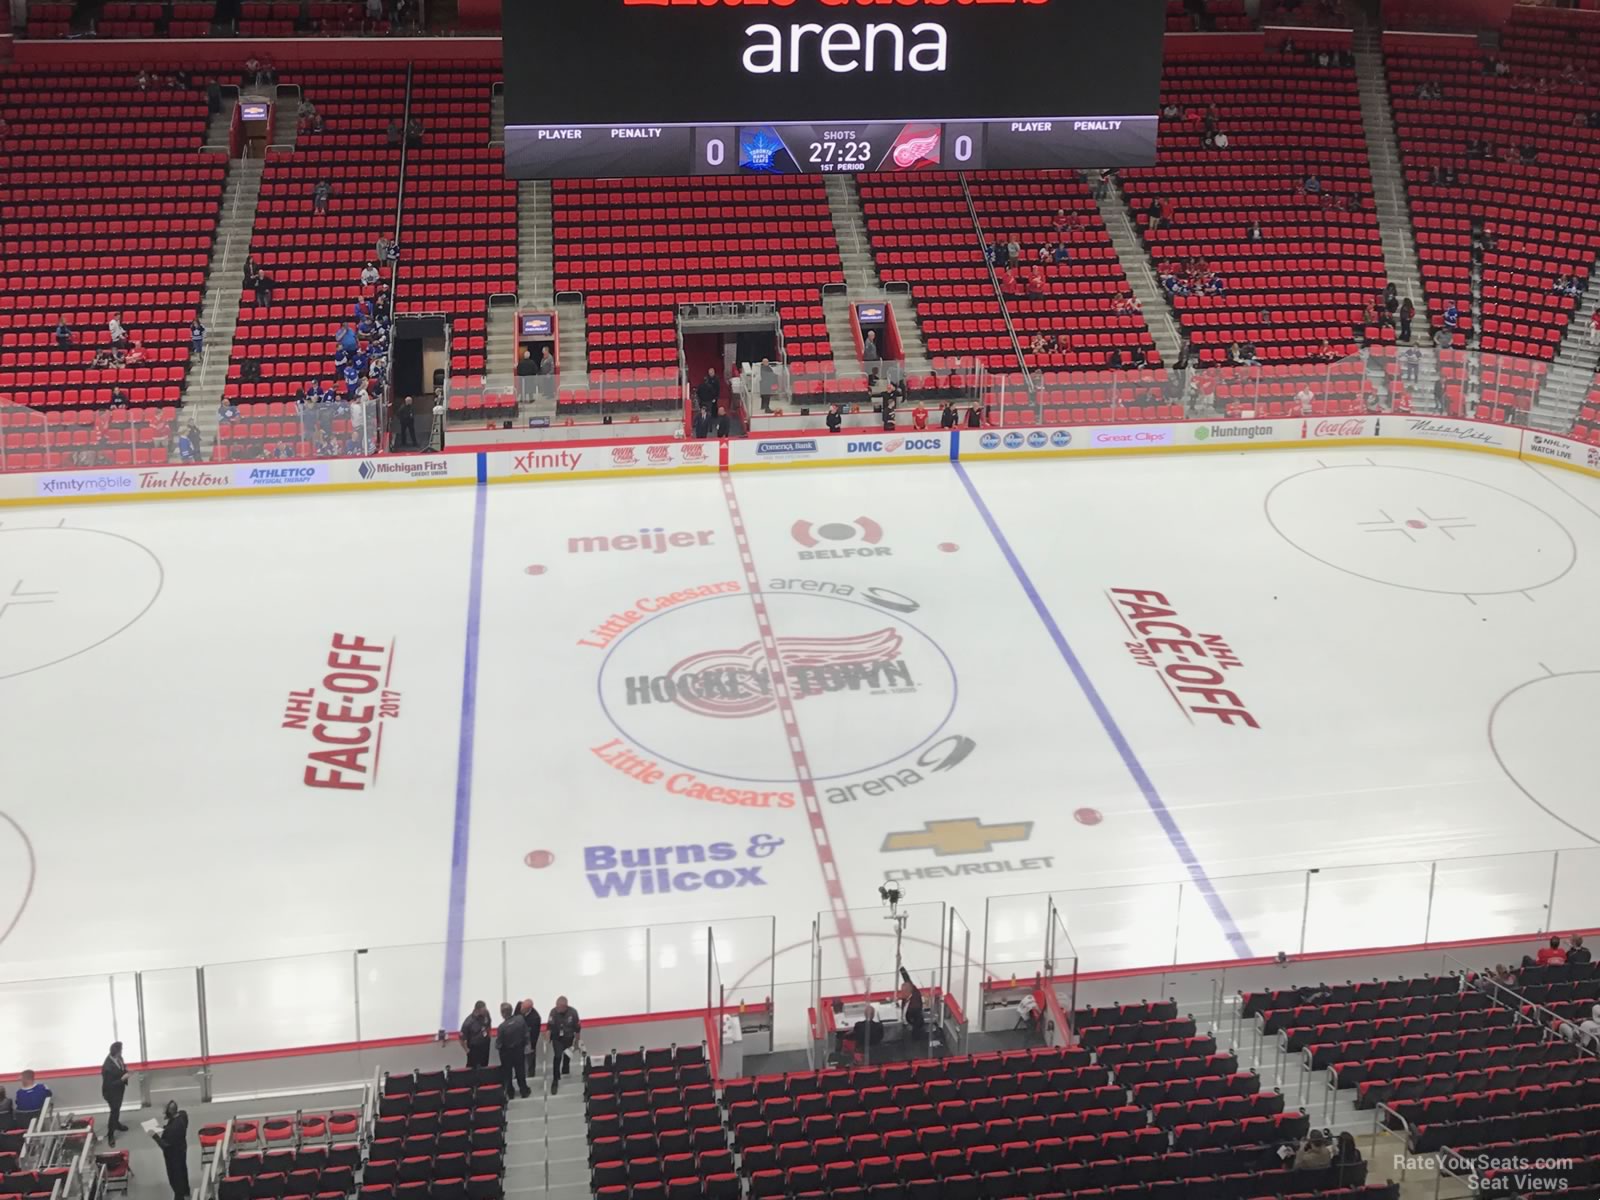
664 629 907 718
891 128 941 169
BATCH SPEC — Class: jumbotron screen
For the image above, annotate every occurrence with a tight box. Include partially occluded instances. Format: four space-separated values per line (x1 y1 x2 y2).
503 0 1164 179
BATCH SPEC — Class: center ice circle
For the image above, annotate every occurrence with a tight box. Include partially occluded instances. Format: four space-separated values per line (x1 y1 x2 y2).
596 591 959 783
0 526 164 679
1264 465 1575 595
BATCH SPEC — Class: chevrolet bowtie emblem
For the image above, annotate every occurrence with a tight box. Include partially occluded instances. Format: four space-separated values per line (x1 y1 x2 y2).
881 818 1033 857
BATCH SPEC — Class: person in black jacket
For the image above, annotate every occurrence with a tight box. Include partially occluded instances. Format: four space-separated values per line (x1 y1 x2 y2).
102 1042 130 1146
152 1099 190 1200
517 999 543 1077
939 401 957 429
825 405 842 434
496 1002 530 1099
1568 936 1592 965
459 1001 492 1069
546 997 580 1094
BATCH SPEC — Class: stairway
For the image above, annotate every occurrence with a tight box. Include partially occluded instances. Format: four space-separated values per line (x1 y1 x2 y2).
1530 258 1600 432
820 176 935 378
555 297 588 391
503 1054 587 1200
201 95 237 153
485 304 518 389
823 176 879 292
185 158 265 447
1085 171 1184 367
516 180 554 307
270 87 299 150
1350 15 1447 412
489 84 504 145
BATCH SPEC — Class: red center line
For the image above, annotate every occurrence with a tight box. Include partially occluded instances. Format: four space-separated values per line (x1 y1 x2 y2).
719 473 868 992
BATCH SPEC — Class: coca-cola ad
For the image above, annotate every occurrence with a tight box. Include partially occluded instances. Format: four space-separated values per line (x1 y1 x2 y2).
1305 416 1374 440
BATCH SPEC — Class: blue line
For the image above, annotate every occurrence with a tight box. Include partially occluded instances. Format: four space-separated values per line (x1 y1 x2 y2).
952 460 1255 959
440 476 489 1029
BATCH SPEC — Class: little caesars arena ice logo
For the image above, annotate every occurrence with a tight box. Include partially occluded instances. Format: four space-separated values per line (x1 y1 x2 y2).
594 588 959 786
624 629 912 718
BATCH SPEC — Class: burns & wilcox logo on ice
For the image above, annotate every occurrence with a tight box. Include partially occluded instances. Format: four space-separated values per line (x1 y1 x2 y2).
358 458 449 481
583 833 785 898
1108 588 1259 730
625 629 915 719
284 633 401 791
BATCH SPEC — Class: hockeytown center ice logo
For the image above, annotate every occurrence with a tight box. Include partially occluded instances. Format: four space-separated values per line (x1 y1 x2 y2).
622 628 914 719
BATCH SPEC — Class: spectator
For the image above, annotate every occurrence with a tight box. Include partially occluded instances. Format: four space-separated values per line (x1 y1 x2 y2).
515 347 538 399
1399 297 1415 341
1053 242 1071 265
825 404 842 434
1052 206 1069 235
840 1005 885 1058
496 1002 530 1098
1303 174 1321 195
696 368 719 416
312 178 331 215
940 400 957 429
1332 1132 1364 1186
405 118 425 149
386 120 403 148
102 1043 130 1147
1575 1003 1600 1049
190 318 206 358
515 1000 543 1075
54 317 73 347
1295 384 1314 414
176 425 197 461
713 406 731 438
1247 215 1263 242
15 1070 50 1118
1094 168 1114 199
360 261 380 288
965 404 983 428
547 996 581 1094
1402 345 1421 383
898 968 926 1041
539 347 555 394
1006 234 1021 265
298 100 323 136
911 401 928 431
1569 936 1592 965
991 238 1009 268
1536 936 1567 966
759 358 777 413
395 395 418 448
153 1099 190 1200
0 1087 11 1121
460 1001 492 1067
354 296 375 326
184 418 203 460
376 234 398 264
108 315 130 348
1292 1132 1333 1171
1026 269 1045 298
862 330 880 363
336 323 359 356
880 389 896 431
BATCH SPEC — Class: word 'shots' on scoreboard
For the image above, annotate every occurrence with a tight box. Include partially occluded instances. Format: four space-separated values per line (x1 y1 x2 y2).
503 0 1165 180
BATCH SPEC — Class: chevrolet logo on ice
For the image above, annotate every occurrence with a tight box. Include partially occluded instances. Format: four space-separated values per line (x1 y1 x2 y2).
881 818 1033 857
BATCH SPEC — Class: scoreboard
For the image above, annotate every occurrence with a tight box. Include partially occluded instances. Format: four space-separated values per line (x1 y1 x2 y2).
504 0 1164 180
